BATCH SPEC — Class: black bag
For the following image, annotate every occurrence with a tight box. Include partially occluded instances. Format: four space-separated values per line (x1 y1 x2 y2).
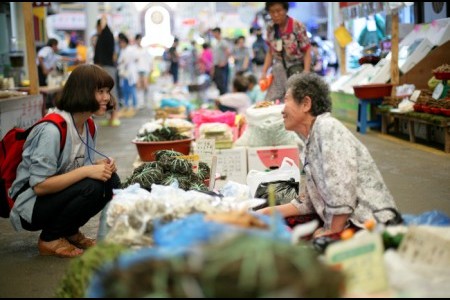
286 63 304 78
253 178 299 210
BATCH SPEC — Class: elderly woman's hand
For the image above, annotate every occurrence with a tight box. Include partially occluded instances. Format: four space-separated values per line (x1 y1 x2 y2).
256 207 274 215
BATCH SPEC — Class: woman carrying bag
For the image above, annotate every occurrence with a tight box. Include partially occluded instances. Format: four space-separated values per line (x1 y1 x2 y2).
261 2 312 102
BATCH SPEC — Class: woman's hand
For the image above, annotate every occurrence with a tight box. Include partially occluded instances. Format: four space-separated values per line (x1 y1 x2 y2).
88 164 115 182
256 203 300 218
95 157 117 173
256 206 275 215
313 227 335 238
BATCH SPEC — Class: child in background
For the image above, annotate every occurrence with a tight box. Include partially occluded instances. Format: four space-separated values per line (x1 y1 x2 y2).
215 74 251 115
246 73 267 104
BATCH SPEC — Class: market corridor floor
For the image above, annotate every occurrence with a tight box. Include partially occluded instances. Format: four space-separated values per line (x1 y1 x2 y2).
0 90 449 297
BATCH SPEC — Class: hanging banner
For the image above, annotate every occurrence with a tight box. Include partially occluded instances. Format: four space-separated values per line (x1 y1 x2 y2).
339 2 413 21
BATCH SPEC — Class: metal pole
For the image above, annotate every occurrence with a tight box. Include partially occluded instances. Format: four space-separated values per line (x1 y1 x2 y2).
10 2 18 51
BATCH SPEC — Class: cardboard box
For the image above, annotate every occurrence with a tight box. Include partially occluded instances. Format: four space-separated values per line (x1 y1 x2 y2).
213 147 247 189
247 145 300 172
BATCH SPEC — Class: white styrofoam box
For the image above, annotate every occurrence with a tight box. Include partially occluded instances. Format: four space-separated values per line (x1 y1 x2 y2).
247 145 300 172
213 147 248 189
429 18 450 46
400 17 450 47
330 74 352 93
341 64 376 95
398 38 434 74
368 58 391 84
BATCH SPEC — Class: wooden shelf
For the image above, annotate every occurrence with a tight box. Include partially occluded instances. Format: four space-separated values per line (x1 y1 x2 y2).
381 111 450 153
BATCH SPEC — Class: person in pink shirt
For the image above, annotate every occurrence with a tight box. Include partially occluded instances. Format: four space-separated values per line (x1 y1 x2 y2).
198 43 213 76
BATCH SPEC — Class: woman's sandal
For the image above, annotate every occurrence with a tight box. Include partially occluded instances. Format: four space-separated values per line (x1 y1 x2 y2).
38 238 84 258
66 232 96 250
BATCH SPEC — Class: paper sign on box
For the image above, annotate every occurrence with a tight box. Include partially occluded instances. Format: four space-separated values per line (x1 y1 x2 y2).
325 232 389 295
214 147 247 189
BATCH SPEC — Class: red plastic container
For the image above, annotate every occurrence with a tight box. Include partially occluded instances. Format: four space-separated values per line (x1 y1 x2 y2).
413 104 423 112
353 83 393 99
441 108 450 117
422 105 432 114
430 107 441 115
433 72 450 80
133 138 193 162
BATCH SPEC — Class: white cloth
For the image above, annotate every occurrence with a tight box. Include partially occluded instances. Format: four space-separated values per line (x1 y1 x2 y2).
218 92 251 115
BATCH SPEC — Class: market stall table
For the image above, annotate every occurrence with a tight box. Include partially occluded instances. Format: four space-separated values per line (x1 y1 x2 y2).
381 111 450 153
18 85 64 115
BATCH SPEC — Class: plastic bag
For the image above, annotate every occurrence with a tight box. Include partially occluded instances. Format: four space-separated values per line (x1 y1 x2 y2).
402 210 450 226
254 178 299 208
247 157 300 197
234 103 301 147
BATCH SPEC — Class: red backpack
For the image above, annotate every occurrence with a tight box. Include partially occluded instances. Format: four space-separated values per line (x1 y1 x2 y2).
0 113 96 218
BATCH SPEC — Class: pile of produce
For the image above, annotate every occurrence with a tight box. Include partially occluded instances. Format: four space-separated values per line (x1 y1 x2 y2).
415 89 433 105
135 126 189 142
55 242 129 298
254 100 276 108
89 234 344 298
433 64 450 73
122 150 210 191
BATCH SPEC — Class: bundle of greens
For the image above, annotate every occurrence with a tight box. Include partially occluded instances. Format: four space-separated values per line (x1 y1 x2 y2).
94 234 344 298
136 126 189 142
122 150 209 192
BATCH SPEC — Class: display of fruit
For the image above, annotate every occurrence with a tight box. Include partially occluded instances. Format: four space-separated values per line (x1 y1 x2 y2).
433 64 450 73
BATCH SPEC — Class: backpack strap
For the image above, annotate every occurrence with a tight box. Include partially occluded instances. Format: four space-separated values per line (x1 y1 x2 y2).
34 113 68 151
86 117 96 139
30 114 95 151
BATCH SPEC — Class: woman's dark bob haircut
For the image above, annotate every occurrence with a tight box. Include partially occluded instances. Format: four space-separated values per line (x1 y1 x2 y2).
56 64 115 113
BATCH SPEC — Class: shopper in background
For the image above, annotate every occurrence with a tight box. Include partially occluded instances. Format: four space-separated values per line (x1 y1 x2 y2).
189 40 199 83
86 34 98 65
117 33 139 117
75 37 88 65
232 35 252 75
246 73 267 104
212 27 231 95
251 26 268 77
310 41 324 76
134 34 153 110
262 2 311 102
37 38 76 87
257 73 399 237
94 16 120 126
198 42 213 77
168 37 180 85
9 64 120 258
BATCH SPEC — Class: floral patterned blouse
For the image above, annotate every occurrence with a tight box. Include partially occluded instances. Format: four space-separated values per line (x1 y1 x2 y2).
266 16 311 65
291 113 398 229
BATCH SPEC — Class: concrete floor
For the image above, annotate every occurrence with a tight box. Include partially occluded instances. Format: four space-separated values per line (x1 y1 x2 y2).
0 79 449 297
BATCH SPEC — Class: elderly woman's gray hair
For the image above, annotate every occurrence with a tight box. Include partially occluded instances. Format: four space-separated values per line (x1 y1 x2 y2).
286 73 332 116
